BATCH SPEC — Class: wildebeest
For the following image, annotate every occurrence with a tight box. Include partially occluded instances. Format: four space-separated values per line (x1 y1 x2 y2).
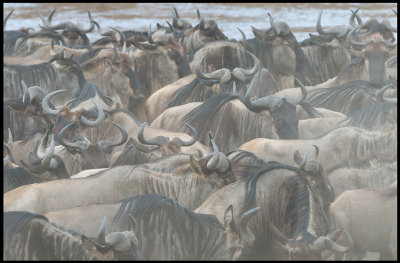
330 181 397 260
179 9 227 55
328 161 397 197
240 13 308 90
81 109 206 165
151 76 308 152
3 211 144 260
4 138 234 213
3 164 41 193
40 10 100 47
239 126 397 174
304 80 395 116
196 148 347 259
145 50 262 123
46 193 260 260
21 121 128 178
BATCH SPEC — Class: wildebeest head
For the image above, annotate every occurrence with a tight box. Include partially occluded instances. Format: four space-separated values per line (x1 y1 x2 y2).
251 13 297 48
195 50 261 94
80 46 146 110
269 223 347 260
58 121 128 170
345 23 396 85
137 122 198 159
196 9 227 39
81 215 145 260
244 77 307 139
40 10 100 46
171 6 192 31
190 136 236 186
42 90 106 136
223 205 261 260
294 145 335 207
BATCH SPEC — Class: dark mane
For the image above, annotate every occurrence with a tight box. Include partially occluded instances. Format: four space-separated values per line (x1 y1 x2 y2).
111 140 150 167
4 166 42 192
4 211 48 236
244 162 302 211
4 31 28 55
298 101 325 118
167 77 215 109
112 193 223 231
305 80 378 108
182 92 241 135
74 48 104 65
227 150 269 180
244 162 312 239
70 82 112 108
340 102 397 130
4 62 57 92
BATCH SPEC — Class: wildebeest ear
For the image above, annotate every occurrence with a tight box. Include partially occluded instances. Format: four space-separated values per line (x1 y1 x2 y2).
190 156 202 175
81 235 98 252
104 59 113 69
224 204 237 232
293 149 303 165
252 26 266 40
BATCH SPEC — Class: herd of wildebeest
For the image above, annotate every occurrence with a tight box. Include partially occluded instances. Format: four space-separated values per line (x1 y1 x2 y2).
3 5 397 260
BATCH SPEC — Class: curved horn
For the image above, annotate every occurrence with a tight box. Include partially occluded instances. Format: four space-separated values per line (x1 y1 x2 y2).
382 39 397 49
346 26 372 49
8 128 13 150
317 10 348 37
269 221 289 245
299 151 307 171
206 139 220 171
239 207 260 228
244 76 282 112
41 134 56 168
97 216 107 246
312 145 320 160
37 130 50 160
233 51 262 79
172 122 198 147
195 54 231 84
21 80 30 105
237 27 246 41
350 8 363 28
292 77 308 105
97 122 128 152
4 9 14 29
267 12 278 35
59 40 67 59
79 99 105 127
310 235 348 253
147 24 155 44
55 98 77 110
392 9 397 15
110 26 126 46
138 122 170 147
113 44 121 61
42 89 66 115
377 83 397 103
77 10 97 33
58 123 90 152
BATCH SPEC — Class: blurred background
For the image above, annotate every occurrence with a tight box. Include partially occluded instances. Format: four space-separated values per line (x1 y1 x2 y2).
4 3 397 43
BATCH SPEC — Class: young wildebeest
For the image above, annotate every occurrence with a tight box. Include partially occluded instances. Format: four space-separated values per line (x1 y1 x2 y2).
3 211 144 260
195 147 348 260
4 139 235 214
46 193 260 260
